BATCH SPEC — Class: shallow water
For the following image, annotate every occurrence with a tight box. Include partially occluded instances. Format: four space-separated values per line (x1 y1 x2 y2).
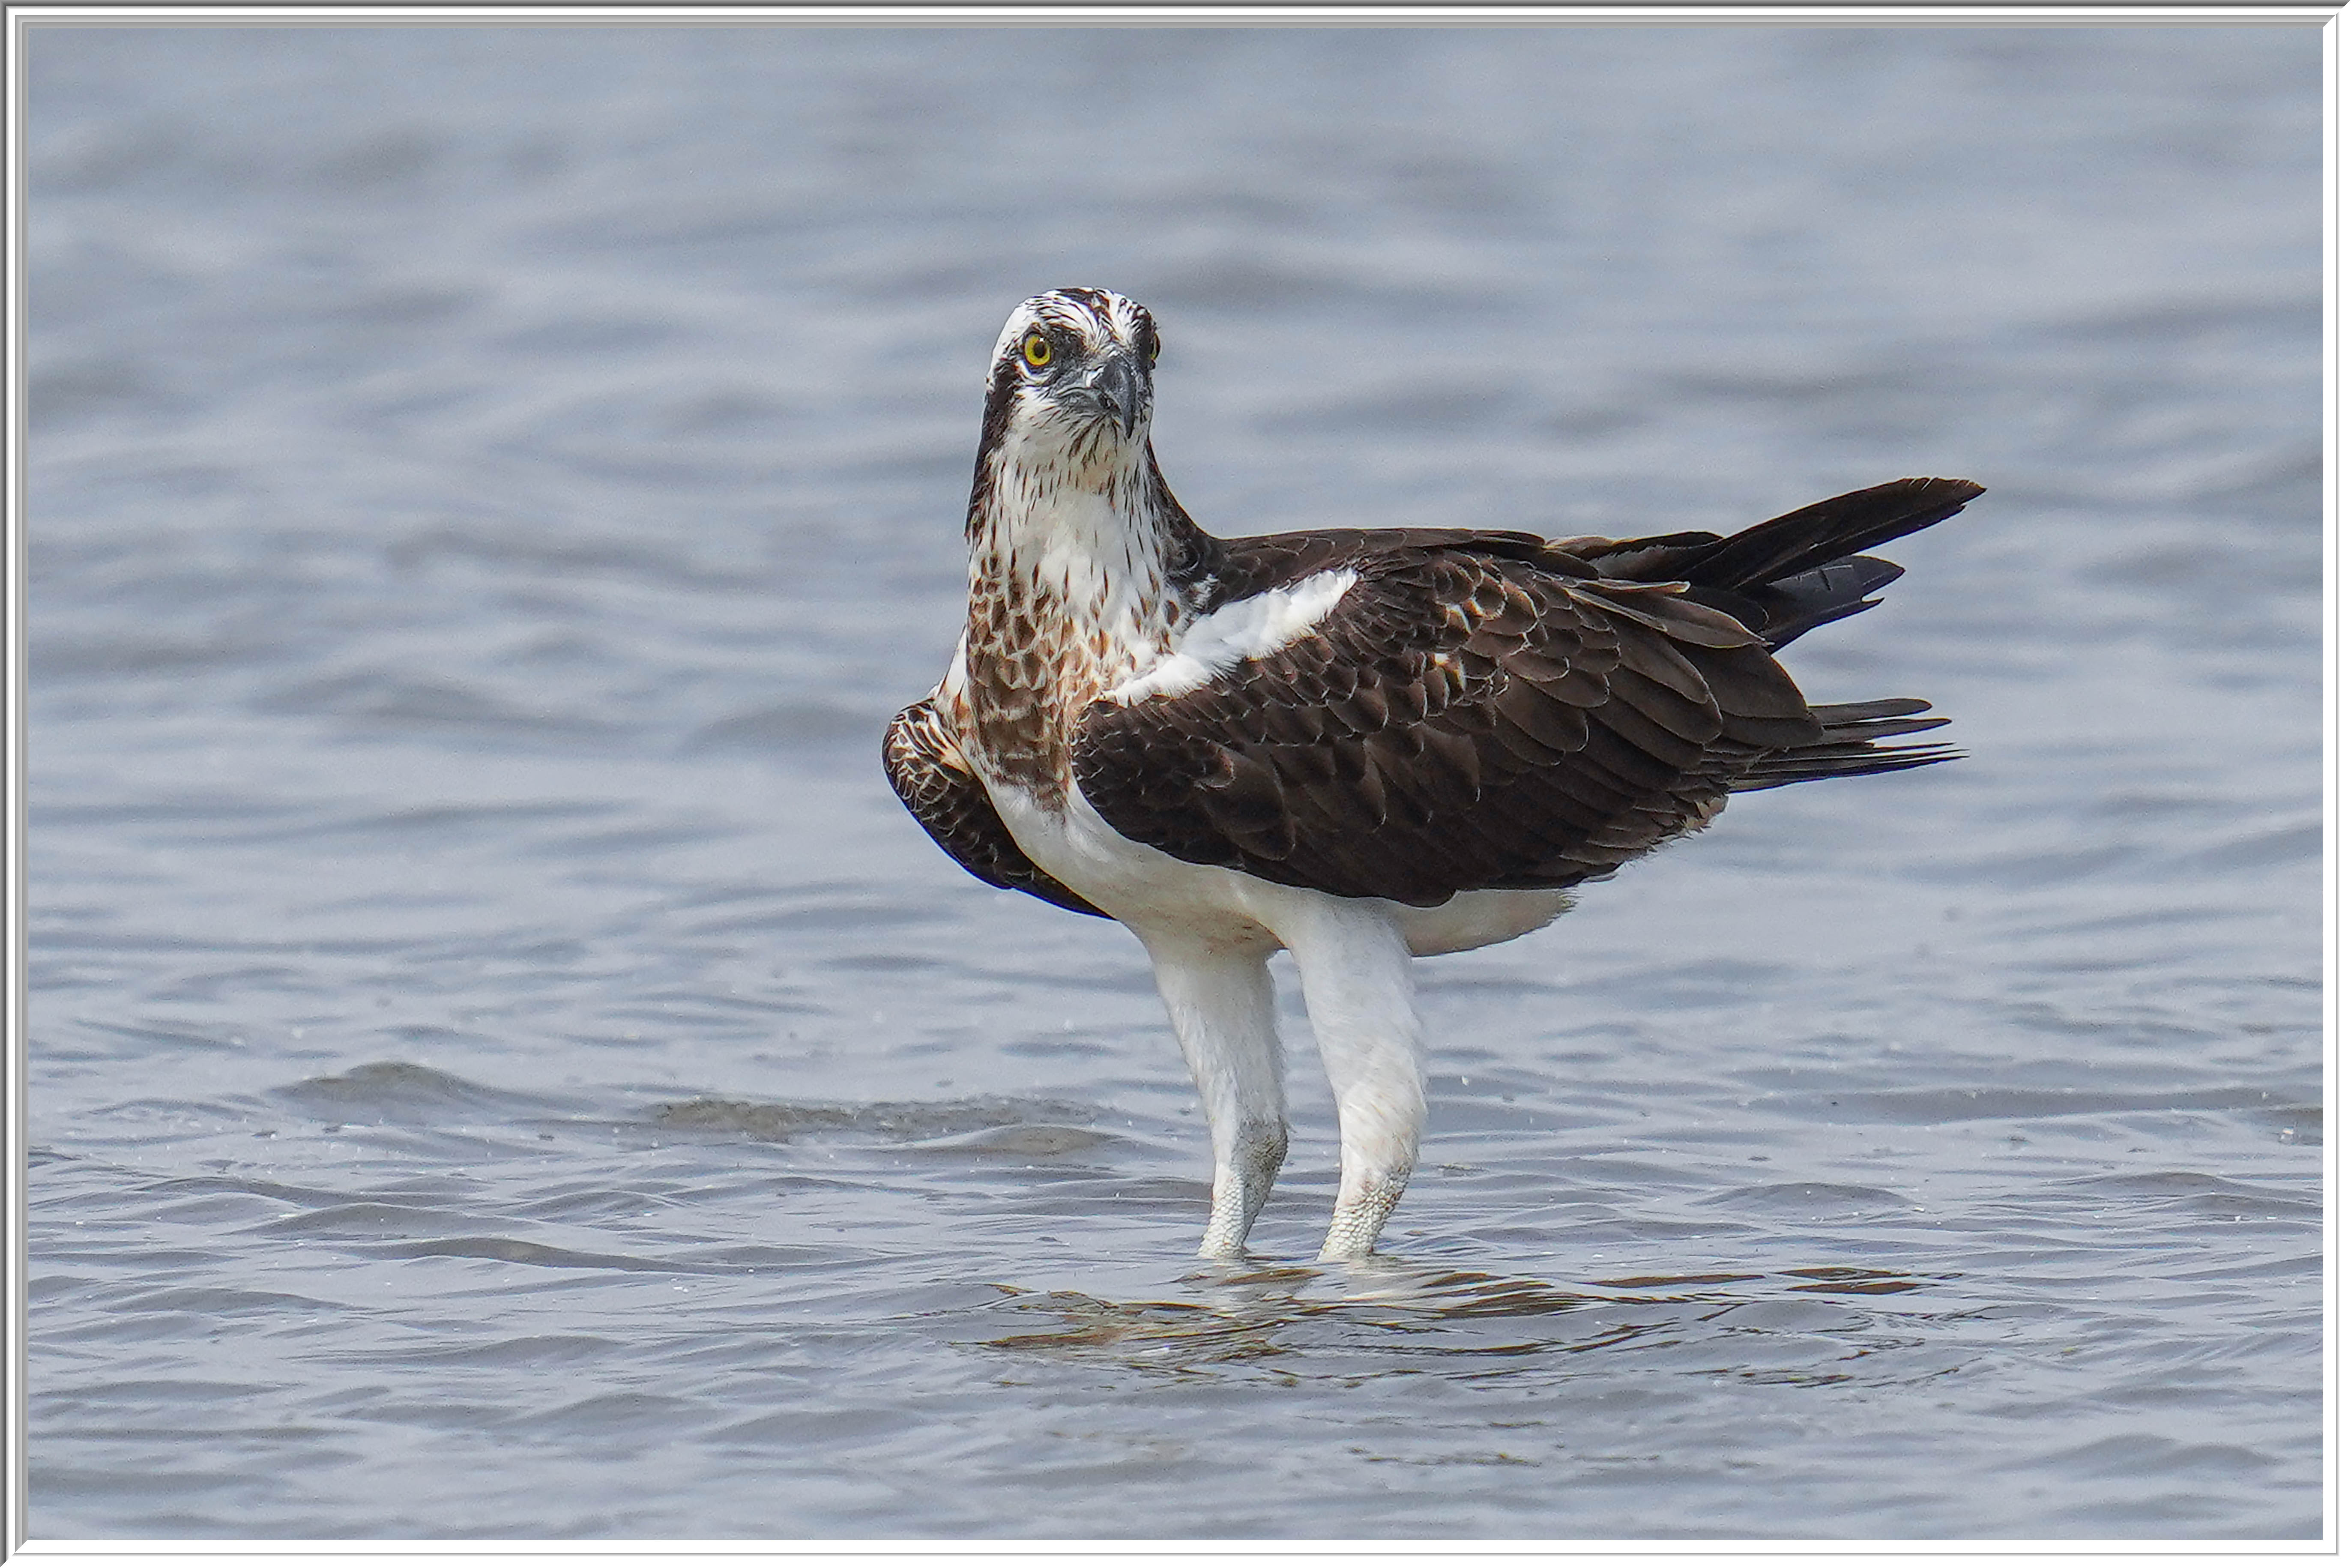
25 23 2321 1539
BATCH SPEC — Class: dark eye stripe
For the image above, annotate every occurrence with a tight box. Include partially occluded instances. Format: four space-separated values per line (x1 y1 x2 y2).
1015 309 1157 373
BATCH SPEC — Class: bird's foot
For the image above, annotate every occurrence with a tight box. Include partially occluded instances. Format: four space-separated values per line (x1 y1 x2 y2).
1196 1122 1286 1258
1316 1168 1409 1262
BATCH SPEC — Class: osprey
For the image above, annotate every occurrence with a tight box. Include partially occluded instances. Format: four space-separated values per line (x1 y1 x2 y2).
885 287 1977 1263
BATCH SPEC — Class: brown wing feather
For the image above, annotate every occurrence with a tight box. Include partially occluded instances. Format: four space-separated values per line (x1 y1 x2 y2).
884 697 1110 919
1071 539 1825 907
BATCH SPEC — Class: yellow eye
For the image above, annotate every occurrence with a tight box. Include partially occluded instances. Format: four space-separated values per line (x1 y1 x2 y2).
1021 330 1052 369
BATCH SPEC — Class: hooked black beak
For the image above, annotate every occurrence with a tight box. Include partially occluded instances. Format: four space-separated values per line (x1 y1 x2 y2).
1068 352 1143 435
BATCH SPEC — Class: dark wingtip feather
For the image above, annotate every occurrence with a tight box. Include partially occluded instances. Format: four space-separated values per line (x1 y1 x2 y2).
1730 740 1963 791
1731 690 1961 791
1687 476 1984 594
1810 697 1935 723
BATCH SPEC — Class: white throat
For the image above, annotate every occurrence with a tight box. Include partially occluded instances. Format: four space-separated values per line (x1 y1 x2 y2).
970 428 1176 678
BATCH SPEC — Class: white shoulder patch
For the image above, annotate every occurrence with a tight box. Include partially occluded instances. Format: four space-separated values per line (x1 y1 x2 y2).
1108 568 1359 705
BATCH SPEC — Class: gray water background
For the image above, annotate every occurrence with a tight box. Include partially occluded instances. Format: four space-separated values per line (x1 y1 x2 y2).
24 23 2322 1540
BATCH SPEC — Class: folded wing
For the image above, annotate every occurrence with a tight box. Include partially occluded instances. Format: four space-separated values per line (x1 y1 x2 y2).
1071 537 1815 906
1071 478 1976 908
885 696 1110 918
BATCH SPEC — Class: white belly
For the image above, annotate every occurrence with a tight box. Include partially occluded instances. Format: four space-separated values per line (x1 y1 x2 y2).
989 776 1572 958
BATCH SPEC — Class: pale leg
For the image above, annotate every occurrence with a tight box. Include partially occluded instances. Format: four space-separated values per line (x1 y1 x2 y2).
1279 900 1424 1262
1141 933 1287 1258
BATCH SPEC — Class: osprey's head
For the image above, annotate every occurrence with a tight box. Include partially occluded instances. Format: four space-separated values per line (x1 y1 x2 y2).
980 287 1161 463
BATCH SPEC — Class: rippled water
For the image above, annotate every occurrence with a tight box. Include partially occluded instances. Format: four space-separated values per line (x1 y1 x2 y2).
26 23 2321 1540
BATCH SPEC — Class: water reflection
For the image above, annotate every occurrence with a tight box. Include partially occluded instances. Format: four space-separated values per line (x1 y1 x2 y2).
977 1260 1947 1378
